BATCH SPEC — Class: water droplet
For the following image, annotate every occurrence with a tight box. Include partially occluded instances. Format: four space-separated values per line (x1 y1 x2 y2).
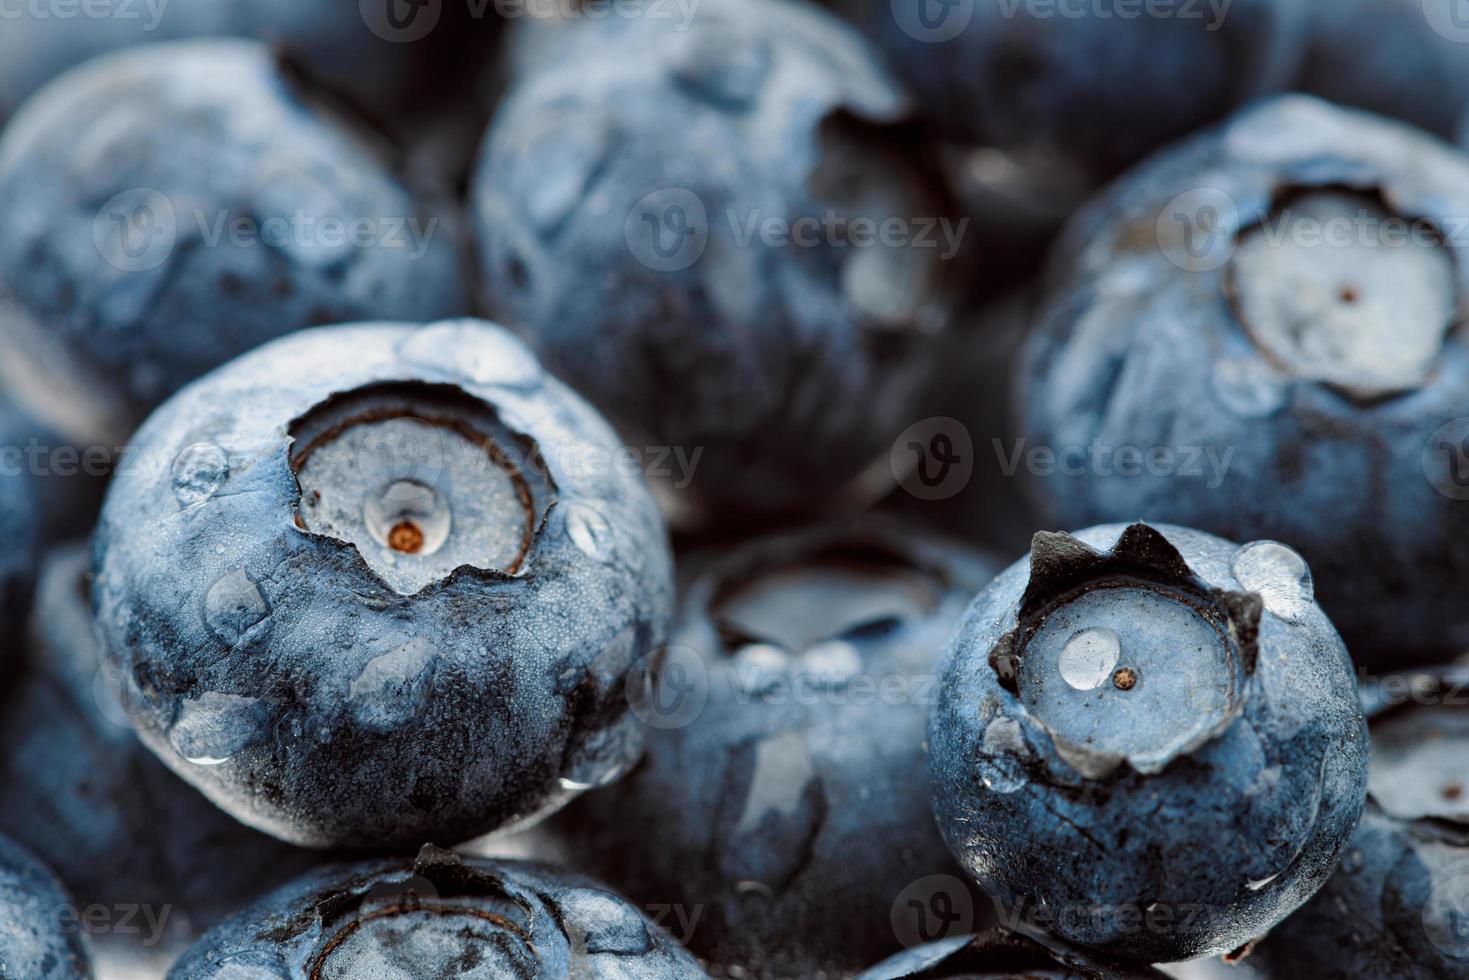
730 643 788 696
796 639 863 687
363 480 452 556
348 637 438 732
169 692 267 766
1233 541 1314 621
1059 627 1122 690
978 717 1031 793
171 442 229 506
560 717 641 792
397 321 543 389
565 503 613 561
1246 872 1280 891
558 889 653 956
204 570 271 646
1211 357 1287 418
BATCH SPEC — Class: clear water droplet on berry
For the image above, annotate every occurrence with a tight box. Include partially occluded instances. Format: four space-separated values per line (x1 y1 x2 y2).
1059 627 1122 691
1233 541 1314 621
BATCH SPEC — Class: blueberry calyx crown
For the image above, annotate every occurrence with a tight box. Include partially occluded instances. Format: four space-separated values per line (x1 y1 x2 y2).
989 523 1263 693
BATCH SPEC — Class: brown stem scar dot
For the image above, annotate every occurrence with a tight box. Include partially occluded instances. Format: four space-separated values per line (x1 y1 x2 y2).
1113 667 1138 691
388 521 425 554
1444 783 1463 801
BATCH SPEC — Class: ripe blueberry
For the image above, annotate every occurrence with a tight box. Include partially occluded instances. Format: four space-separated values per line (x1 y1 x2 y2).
929 522 1367 962
0 834 91 979
91 319 674 848
856 929 1169 979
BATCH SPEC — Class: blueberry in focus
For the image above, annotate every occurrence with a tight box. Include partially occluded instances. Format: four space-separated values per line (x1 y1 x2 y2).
1020 95 1469 666
0 545 323 954
0 834 92 979
0 39 467 442
856 929 1169 979
929 522 1367 962
474 0 969 523
546 517 998 976
91 319 674 849
166 844 706 979
834 0 1308 185
1243 672 1469 978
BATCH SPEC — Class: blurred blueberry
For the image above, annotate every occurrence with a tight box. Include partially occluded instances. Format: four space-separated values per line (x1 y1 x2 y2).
1020 94 1469 666
0 545 323 957
545 516 999 976
856 929 1168 979
1244 673 1469 978
0 835 91 980
0 40 467 442
835 0 1308 185
929 522 1367 962
166 844 706 979
91 319 674 849
474 0 970 523
0 397 42 661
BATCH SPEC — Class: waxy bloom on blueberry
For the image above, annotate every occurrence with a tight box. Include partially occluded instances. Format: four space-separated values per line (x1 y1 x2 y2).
0 835 91 980
92 319 674 849
475 0 967 521
1021 95 1469 665
547 517 997 976
166 845 706 979
0 40 466 442
929 522 1367 962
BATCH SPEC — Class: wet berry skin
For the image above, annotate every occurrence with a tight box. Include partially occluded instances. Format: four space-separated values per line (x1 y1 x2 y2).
91 319 674 849
166 845 706 979
544 517 998 977
0 39 466 441
929 522 1367 963
0 834 92 979
0 545 322 954
856 929 1169 979
1242 673 1469 979
1021 95 1469 666
475 0 966 522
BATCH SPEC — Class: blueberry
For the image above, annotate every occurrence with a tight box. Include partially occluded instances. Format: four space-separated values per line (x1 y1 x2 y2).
474 0 968 521
0 834 92 979
0 398 42 659
834 0 1309 184
91 319 674 848
166 844 706 979
0 545 323 955
856 929 1169 979
0 39 467 441
544 517 999 976
1020 95 1469 666
929 522 1367 962
1242 672 1469 978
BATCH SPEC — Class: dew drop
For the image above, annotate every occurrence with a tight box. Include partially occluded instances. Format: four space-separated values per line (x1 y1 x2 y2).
169 692 267 766
1059 627 1122 691
565 503 613 562
978 717 1031 793
204 570 271 646
171 442 229 506
1233 541 1314 621
1246 872 1280 892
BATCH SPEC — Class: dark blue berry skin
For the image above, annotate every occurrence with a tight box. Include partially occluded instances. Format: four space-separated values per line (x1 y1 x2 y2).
1240 676 1469 979
834 0 1308 183
1020 95 1469 667
1299 0 1469 140
91 319 674 849
0 398 41 662
544 517 999 977
475 0 967 522
0 835 92 980
0 545 323 957
166 845 707 979
856 930 1169 979
929 522 1367 963
0 40 467 441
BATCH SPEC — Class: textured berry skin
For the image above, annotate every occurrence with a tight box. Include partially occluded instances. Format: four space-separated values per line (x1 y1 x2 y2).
1243 675 1469 979
0 835 92 980
546 517 999 977
92 319 674 849
166 845 707 979
0 399 41 662
475 0 966 521
0 40 466 440
0 546 322 954
929 522 1367 963
835 0 1308 181
1020 95 1469 666
856 929 1169 979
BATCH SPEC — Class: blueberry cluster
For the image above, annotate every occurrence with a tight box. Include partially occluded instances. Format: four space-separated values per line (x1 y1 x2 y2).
0 1 1465 978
